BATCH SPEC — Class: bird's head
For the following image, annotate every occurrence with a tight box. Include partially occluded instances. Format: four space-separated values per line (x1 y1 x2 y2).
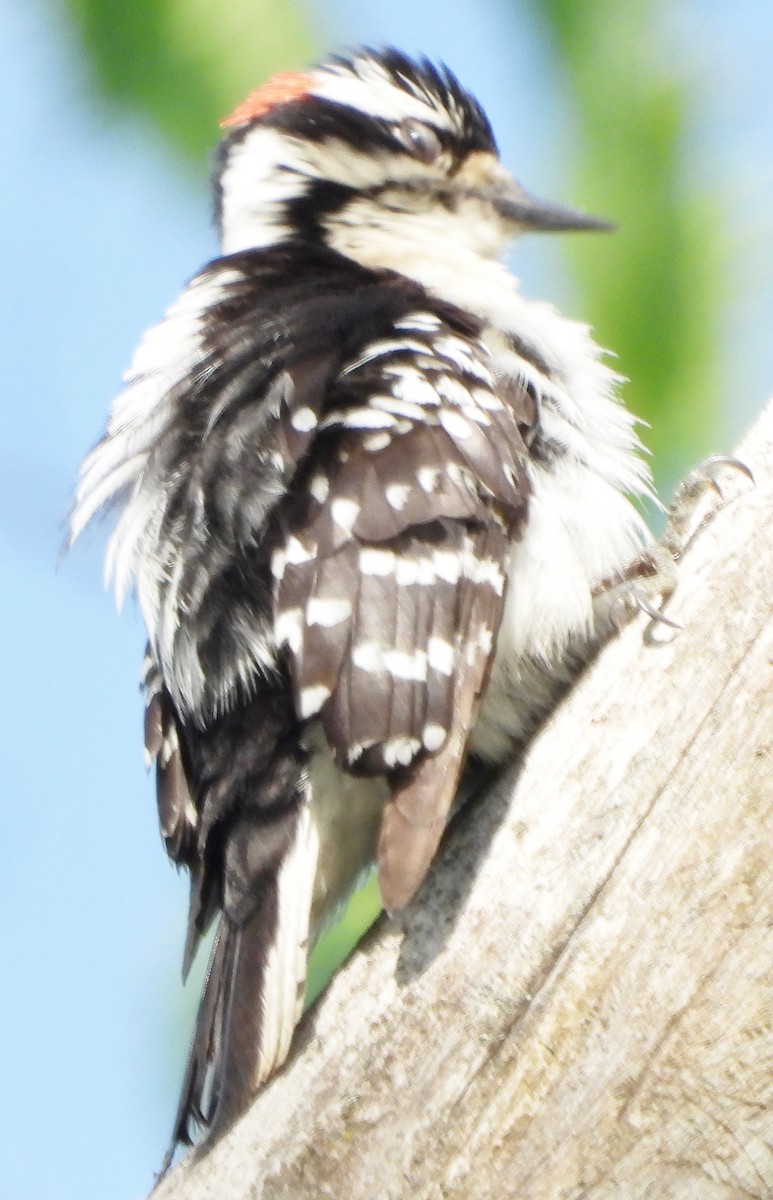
215 48 606 272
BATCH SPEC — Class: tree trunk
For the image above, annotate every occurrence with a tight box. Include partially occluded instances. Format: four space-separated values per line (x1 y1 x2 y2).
152 401 773 1200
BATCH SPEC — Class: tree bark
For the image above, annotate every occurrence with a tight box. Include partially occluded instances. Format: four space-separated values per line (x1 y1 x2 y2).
152 401 773 1200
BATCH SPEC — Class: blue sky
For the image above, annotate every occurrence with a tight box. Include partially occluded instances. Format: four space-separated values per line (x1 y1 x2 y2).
2 2 771 1198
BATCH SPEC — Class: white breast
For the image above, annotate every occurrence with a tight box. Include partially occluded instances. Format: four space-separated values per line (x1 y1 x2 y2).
465 268 653 764
471 455 650 763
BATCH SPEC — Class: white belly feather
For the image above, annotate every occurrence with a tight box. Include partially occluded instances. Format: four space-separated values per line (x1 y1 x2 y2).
472 457 651 763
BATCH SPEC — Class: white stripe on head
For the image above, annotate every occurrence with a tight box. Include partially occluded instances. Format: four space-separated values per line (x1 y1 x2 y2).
309 57 455 130
219 127 307 253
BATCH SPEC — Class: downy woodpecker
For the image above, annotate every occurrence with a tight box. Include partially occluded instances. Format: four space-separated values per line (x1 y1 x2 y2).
71 48 654 1160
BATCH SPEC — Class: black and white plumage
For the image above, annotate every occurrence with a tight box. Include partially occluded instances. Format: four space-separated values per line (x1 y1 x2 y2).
71 48 653 1161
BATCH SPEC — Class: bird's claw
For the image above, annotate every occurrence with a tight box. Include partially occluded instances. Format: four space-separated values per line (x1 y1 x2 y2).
662 454 754 560
593 544 678 633
630 585 683 630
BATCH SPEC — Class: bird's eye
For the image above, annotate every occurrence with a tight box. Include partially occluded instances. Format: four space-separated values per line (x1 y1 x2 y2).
395 119 443 164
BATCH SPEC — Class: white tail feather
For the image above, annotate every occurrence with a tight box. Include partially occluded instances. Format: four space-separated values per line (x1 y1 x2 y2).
256 798 320 1081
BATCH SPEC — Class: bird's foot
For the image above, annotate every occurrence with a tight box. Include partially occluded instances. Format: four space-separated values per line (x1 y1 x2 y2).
593 544 680 634
594 456 753 634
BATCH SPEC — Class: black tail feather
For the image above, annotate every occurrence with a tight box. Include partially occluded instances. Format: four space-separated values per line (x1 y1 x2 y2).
159 918 239 1175
157 802 316 1177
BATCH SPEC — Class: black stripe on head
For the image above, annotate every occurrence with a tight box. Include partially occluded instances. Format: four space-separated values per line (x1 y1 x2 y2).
261 97 400 157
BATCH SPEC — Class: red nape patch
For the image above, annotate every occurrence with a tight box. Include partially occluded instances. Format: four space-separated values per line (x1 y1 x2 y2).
220 72 313 128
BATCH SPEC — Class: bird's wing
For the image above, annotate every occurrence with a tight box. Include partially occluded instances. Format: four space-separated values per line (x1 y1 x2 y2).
273 308 532 907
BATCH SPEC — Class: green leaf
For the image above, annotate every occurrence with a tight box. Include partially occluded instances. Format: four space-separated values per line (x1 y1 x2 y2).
64 0 315 164
532 0 727 495
305 874 382 1008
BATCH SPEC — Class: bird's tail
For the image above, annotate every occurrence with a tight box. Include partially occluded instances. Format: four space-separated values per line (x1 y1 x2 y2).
160 801 320 1174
